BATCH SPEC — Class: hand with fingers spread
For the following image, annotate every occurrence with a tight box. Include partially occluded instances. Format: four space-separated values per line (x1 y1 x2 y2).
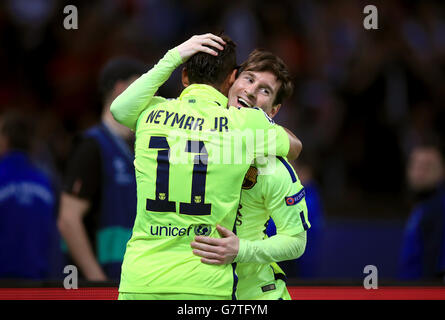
191 224 239 265
175 33 226 62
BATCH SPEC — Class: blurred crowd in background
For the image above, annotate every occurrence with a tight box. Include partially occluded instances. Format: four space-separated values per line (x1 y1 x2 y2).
1 0 445 282
1 0 444 217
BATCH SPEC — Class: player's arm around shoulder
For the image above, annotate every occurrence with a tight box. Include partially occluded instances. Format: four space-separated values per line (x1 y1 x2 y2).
238 107 302 161
283 128 302 161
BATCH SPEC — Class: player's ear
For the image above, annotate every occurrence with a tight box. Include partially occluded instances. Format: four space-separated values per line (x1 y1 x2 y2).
228 68 237 87
269 104 281 119
182 68 190 87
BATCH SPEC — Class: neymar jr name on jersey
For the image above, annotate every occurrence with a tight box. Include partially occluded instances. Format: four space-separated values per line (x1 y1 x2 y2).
145 108 229 132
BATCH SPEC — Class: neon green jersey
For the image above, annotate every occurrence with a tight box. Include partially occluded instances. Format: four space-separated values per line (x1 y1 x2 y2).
235 156 310 299
114 50 291 296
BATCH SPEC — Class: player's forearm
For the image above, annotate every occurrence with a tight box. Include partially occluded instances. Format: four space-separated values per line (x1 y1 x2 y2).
234 232 307 264
58 216 107 281
110 48 183 130
57 193 107 281
283 127 302 160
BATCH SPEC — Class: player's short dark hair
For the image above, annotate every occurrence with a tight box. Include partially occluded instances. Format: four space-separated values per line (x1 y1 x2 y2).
184 35 237 88
237 49 293 106
98 57 147 103
0 111 34 152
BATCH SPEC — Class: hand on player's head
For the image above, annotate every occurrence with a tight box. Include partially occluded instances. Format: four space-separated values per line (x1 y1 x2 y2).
175 33 226 62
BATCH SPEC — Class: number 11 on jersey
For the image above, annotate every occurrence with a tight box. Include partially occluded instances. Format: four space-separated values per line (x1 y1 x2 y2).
146 136 212 215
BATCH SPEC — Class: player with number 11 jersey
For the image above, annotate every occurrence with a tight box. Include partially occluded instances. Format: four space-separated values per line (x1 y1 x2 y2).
112 34 299 298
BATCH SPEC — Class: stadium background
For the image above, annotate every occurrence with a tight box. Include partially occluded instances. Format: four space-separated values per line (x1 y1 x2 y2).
1 0 445 294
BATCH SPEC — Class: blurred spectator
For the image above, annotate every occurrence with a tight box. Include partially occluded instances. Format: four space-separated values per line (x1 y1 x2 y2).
0 111 58 280
222 1 260 62
399 139 445 281
57 57 146 281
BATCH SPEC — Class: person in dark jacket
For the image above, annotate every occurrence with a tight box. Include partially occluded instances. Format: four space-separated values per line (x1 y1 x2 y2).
399 140 445 282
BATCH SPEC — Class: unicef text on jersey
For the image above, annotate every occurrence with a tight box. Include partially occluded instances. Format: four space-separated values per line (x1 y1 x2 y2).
149 223 212 238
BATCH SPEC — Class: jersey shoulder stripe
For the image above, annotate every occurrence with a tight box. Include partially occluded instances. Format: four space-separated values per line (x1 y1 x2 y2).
276 156 297 183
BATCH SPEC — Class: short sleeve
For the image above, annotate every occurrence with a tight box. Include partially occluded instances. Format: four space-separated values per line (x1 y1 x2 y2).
63 138 101 201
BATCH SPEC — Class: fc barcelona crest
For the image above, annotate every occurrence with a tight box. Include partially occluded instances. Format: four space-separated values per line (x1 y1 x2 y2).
193 224 211 236
242 166 258 190
158 193 166 200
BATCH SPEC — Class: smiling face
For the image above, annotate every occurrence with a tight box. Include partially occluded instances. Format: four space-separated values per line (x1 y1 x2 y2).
228 70 282 117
